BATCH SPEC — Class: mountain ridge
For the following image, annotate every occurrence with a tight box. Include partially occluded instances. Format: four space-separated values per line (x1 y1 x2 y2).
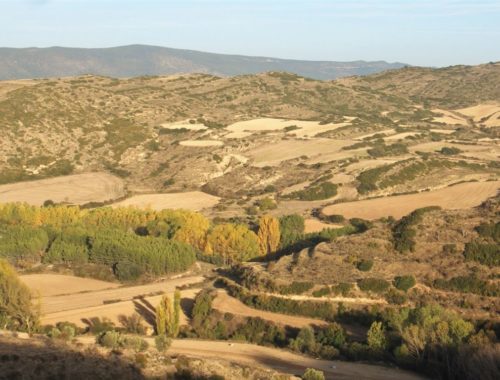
0 44 408 80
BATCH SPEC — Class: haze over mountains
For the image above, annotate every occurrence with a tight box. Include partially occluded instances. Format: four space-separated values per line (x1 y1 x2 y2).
0 44 408 80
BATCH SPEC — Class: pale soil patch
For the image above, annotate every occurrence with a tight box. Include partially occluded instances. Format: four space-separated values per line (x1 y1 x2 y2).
247 139 355 167
330 173 354 184
0 79 37 100
323 181 500 220
180 140 224 147
267 292 386 306
161 120 207 131
225 118 351 138
430 129 456 134
19 274 119 297
384 132 419 141
344 158 402 173
305 148 368 165
304 219 343 233
212 290 326 328
456 103 500 127
112 191 220 211
432 108 468 126
0 172 125 206
355 129 395 140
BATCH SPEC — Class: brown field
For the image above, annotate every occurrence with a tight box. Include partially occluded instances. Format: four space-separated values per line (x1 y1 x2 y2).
212 290 327 328
432 108 468 126
456 103 500 127
247 139 354 167
384 132 419 141
304 218 343 233
0 172 125 206
323 180 500 220
20 274 120 297
225 118 351 139
112 191 220 211
161 120 207 130
28 274 204 327
409 141 500 160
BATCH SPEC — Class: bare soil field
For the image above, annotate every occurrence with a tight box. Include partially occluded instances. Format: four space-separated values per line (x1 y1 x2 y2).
32 274 204 327
0 172 125 206
323 180 500 220
20 274 120 297
179 140 224 147
409 141 500 160
112 191 220 211
225 118 351 139
457 103 500 127
432 109 468 126
212 290 327 328
384 132 418 141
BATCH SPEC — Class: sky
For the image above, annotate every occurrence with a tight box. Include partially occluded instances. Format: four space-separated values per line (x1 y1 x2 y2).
1 0 499 67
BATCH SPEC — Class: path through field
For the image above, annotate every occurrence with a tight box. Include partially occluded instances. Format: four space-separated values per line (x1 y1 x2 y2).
323 180 500 220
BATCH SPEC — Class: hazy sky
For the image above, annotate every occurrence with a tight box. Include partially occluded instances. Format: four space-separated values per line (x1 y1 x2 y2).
1 0 499 66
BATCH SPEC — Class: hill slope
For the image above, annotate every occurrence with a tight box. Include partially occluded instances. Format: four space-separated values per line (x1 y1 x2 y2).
0 45 407 80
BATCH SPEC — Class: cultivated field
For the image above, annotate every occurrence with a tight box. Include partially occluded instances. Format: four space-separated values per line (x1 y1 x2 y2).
20 274 120 297
112 191 220 211
247 139 355 167
323 180 500 220
212 290 326 328
457 103 500 127
0 172 125 206
304 218 342 233
432 109 468 126
28 274 204 327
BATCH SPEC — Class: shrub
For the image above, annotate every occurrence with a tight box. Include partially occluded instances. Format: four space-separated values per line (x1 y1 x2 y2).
331 282 353 297
97 330 121 349
356 259 374 272
368 143 408 158
279 281 314 295
312 286 331 298
118 313 146 334
475 222 500 242
392 206 441 253
442 244 457 254
393 275 416 292
439 146 462 155
279 214 305 250
358 278 390 294
256 197 277 211
434 275 499 297
302 368 325 380
463 241 500 266
325 214 344 223
287 182 337 201
367 321 387 350
155 334 172 352
122 335 149 352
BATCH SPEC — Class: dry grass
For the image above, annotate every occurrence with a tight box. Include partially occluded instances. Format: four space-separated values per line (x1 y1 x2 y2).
112 191 220 211
323 180 500 219
457 103 500 127
0 172 125 206
304 218 343 233
432 108 468 126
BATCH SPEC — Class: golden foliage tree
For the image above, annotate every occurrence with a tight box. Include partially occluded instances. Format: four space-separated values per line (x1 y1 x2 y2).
0 259 39 332
257 215 280 255
205 223 260 264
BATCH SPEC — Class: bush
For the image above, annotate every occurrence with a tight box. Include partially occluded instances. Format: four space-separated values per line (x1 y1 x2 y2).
279 281 314 295
475 222 500 242
439 147 462 155
393 275 416 292
118 313 146 334
331 282 353 297
434 275 499 297
287 182 337 201
357 259 374 272
302 368 325 380
312 286 331 298
155 334 172 352
325 214 345 223
97 330 121 349
122 335 149 352
392 206 441 253
358 278 390 294
368 143 408 158
463 241 500 266
256 197 277 211
442 244 457 254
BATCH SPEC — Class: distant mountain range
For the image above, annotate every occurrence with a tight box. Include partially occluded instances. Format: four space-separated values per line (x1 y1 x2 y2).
0 44 408 80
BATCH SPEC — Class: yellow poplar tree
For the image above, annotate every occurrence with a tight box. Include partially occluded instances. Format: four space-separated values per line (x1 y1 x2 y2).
257 215 280 255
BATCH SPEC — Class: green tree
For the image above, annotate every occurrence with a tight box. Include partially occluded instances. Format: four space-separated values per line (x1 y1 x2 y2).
156 295 175 336
367 321 387 351
279 214 305 249
302 368 325 380
173 289 181 337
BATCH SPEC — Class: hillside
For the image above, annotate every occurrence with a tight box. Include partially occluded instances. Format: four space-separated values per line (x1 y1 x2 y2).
0 64 498 219
0 45 407 80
